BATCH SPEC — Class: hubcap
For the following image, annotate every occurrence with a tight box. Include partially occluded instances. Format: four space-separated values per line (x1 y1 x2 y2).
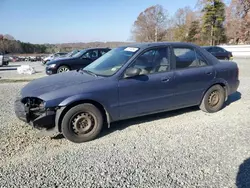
72 112 95 135
58 67 69 73
208 91 220 107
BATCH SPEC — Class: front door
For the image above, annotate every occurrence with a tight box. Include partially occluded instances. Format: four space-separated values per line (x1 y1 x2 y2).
118 46 176 119
172 46 215 107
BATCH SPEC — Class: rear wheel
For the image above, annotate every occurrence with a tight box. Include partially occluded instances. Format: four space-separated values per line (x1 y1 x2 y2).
199 85 225 113
57 65 70 73
61 104 103 143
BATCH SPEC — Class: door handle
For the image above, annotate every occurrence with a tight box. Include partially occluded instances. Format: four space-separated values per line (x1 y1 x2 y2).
161 77 170 82
206 71 212 75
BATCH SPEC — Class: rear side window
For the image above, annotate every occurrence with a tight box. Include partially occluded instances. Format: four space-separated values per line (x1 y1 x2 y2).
173 47 207 69
99 49 109 56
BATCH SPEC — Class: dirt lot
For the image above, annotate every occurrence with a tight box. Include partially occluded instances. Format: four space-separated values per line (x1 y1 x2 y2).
0 59 249 187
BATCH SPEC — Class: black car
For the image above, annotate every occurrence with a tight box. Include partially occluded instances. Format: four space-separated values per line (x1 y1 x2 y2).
202 46 233 60
46 47 111 75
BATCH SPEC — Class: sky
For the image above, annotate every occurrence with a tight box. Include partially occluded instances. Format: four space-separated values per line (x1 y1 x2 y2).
0 0 198 44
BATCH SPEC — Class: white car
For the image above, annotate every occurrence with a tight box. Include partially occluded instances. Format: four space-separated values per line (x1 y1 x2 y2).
0 52 8 66
42 52 68 65
0 52 3 66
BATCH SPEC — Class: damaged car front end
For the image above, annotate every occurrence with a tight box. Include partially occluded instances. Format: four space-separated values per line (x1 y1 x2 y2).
14 96 57 131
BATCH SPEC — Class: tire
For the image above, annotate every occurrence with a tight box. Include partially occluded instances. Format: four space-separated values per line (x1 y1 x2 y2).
57 65 70 73
199 85 225 113
224 57 229 60
61 103 103 143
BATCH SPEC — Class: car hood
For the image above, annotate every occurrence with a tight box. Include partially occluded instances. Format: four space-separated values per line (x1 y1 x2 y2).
21 70 101 99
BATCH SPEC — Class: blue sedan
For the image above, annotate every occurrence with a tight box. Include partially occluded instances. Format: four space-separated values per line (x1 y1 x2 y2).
14 42 240 143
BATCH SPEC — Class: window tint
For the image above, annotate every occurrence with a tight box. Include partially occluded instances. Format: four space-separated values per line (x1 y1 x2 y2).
129 47 169 75
100 49 109 56
173 47 208 69
216 47 225 52
82 50 99 59
211 47 225 53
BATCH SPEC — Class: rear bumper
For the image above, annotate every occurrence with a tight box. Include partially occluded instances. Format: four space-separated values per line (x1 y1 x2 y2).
229 80 240 95
14 98 57 130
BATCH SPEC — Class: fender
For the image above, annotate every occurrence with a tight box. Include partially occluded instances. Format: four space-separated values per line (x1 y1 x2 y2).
201 78 230 102
58 93 102 106
56 93 112 130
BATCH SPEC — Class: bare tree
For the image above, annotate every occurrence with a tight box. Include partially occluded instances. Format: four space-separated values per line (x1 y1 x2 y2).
172 6 197 41
226 0 250 44
131 5 169 42
237 0 250 18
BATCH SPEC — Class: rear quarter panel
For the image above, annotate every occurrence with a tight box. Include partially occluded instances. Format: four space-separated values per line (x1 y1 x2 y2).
214 60 239 95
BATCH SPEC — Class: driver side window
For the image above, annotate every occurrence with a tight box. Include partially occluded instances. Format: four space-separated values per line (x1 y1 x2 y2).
82 50 98 59
129 47 169 75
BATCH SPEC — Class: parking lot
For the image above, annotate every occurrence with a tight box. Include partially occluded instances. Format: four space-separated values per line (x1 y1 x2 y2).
0 58 249 187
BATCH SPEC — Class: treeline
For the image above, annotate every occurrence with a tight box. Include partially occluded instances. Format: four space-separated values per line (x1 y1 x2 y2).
0 34 56 54
131 0 250 45
0 34 132 54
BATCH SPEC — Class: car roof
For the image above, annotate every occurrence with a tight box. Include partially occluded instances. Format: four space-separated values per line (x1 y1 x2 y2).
202 46 223 49
81 47 111 51
118 42 199 50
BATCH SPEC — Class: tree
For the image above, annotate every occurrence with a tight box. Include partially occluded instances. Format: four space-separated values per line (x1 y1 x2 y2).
237 0 250 18
171 6 197 41
3 34 15 40
131 5 169 42
201 0 227 45
186 20 201 44
225 0 250 44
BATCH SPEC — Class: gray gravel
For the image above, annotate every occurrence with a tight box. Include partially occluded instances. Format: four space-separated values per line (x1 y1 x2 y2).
0 59 250 187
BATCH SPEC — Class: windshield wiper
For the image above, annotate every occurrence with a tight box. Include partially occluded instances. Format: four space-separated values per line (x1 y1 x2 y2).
80 69 98 77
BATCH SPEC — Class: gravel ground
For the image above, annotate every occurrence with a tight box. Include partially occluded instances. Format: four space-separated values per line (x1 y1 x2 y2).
0 61 46 80
0 59 250 187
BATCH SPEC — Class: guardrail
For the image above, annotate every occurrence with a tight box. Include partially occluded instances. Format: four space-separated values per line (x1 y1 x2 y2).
218 45 250 57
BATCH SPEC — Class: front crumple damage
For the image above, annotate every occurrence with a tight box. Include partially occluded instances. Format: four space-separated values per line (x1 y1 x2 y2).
15 97 57 130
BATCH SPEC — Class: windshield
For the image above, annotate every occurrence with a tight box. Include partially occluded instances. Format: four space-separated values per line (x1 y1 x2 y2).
83 46 139 76
72 49 87 58
67 50 79 57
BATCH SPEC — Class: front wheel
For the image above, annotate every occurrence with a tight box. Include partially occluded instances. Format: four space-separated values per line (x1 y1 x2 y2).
61 104 103 143
199 85 225 113
57 65 70 73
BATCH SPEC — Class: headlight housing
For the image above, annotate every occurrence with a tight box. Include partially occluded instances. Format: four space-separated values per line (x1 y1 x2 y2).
48 64 57 68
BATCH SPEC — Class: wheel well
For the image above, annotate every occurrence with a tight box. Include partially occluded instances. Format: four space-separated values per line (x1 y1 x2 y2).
57 100 108 132
201 83 228 103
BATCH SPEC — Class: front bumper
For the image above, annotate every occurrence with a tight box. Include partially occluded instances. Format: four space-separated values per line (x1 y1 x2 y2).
45 66 57 75
14 98 56 130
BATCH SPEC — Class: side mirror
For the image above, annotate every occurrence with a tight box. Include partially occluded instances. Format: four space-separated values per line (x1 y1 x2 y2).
124 67 141 78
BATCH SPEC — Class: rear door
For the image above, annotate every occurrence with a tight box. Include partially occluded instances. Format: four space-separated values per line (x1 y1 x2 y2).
75 49 98 69
172 45 215 107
